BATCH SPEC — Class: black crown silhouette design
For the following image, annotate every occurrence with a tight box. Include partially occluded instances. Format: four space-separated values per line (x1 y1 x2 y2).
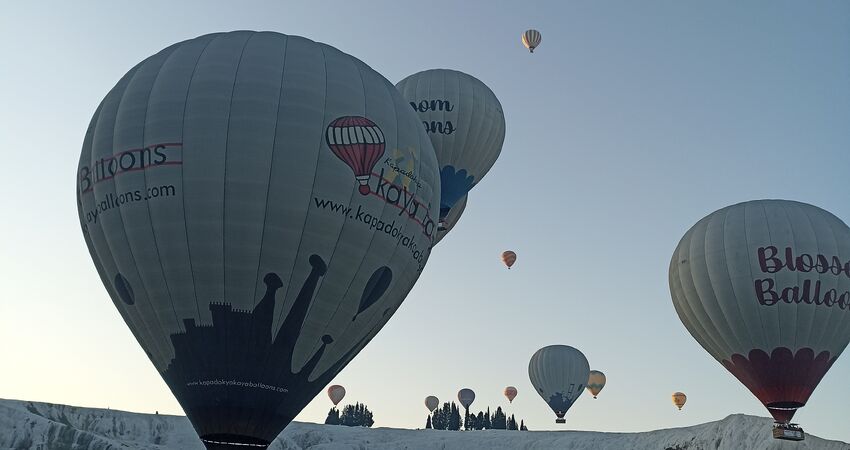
156 254 394 444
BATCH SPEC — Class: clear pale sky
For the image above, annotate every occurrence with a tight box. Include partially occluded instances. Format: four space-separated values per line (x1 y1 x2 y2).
2 0 849 442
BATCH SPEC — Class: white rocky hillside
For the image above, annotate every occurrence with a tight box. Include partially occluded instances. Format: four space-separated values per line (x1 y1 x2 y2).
1 399 847 450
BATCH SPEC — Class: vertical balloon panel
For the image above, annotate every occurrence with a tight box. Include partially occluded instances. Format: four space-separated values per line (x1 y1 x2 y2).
76 31 439 446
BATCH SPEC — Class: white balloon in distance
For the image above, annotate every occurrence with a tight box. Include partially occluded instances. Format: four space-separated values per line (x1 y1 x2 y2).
395 69 505 223
669 199 850 423
434 194 467 245
528 345 590 424
76 31 439 448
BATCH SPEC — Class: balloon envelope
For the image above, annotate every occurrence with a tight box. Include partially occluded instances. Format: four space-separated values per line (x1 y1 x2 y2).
522 29 542 53
504 386 518 403
586 370 606 399
501 251 517 269
669 199 850 423
528 345 590 423
672 392 687 410
395 69 505 221
425 395 440 413
76 31 439 448
434 194 467 245
327 385 346 406
457 388 476 409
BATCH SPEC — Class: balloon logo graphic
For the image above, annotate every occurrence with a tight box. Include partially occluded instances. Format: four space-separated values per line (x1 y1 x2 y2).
326 116 386 195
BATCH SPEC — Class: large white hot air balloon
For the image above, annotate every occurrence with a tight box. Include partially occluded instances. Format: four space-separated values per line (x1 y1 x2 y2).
395 69 505 224
434 194 467 245
529 345 590 424
76 31 439 449
669 200 850 430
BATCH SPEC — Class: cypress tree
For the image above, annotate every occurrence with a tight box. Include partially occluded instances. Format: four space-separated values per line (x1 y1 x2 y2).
484 407 491 429
324 407 340 425
508 414 518 430
492 407 506 430
520 419 527 431
426 415 432 429
475 411 485 430
448 402 461 431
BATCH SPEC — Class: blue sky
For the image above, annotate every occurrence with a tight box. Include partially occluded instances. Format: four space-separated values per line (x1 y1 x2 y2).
1 0 849 441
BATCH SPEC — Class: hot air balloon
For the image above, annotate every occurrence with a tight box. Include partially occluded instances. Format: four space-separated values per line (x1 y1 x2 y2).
434 194 467 245
76 31 439 450
327 385 346 406
501 251 517 269
457 388 476 411
669 200 850 433
528 345 590 424
672 392 687 410
522 29 542 53
504 386 518 403
586 370 606 399
395 69 505 223
425 395 440 413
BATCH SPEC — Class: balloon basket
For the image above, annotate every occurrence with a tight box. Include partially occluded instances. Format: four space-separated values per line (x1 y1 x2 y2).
555 418 566 424
772 423 804 441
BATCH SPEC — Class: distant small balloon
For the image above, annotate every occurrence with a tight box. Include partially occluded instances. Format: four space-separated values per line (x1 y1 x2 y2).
328 385 346 406
586 370 606 399
522 29 542 53
504 386 518 403
672 392 687 410
458 388 476 410
425 395 440 413
501 251 517 269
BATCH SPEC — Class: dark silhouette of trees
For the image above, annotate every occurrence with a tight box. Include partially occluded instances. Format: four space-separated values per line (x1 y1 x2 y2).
335 402 373 427
422 402 526 432
324 407 340 425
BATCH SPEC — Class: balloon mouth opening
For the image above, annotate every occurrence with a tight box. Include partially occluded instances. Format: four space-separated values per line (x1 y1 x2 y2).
201 435 270 449
767 402 804 409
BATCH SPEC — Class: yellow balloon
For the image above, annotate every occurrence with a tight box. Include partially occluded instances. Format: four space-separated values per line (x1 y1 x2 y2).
672 392 687 410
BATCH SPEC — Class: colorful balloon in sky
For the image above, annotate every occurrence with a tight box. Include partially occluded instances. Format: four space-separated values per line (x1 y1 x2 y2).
522 29 542 53
457 388 476 410
528 345 590 424
425 395 440 413
76 31 439 448
669 200 850 424
502 251 517 269
672 392 687 410
586 370 606 399
504 386 518 403
327 385 346 406
395 69 505 223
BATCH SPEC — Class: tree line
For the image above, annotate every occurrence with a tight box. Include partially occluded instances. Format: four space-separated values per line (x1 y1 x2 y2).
324 402 374 427
426 402 527 431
